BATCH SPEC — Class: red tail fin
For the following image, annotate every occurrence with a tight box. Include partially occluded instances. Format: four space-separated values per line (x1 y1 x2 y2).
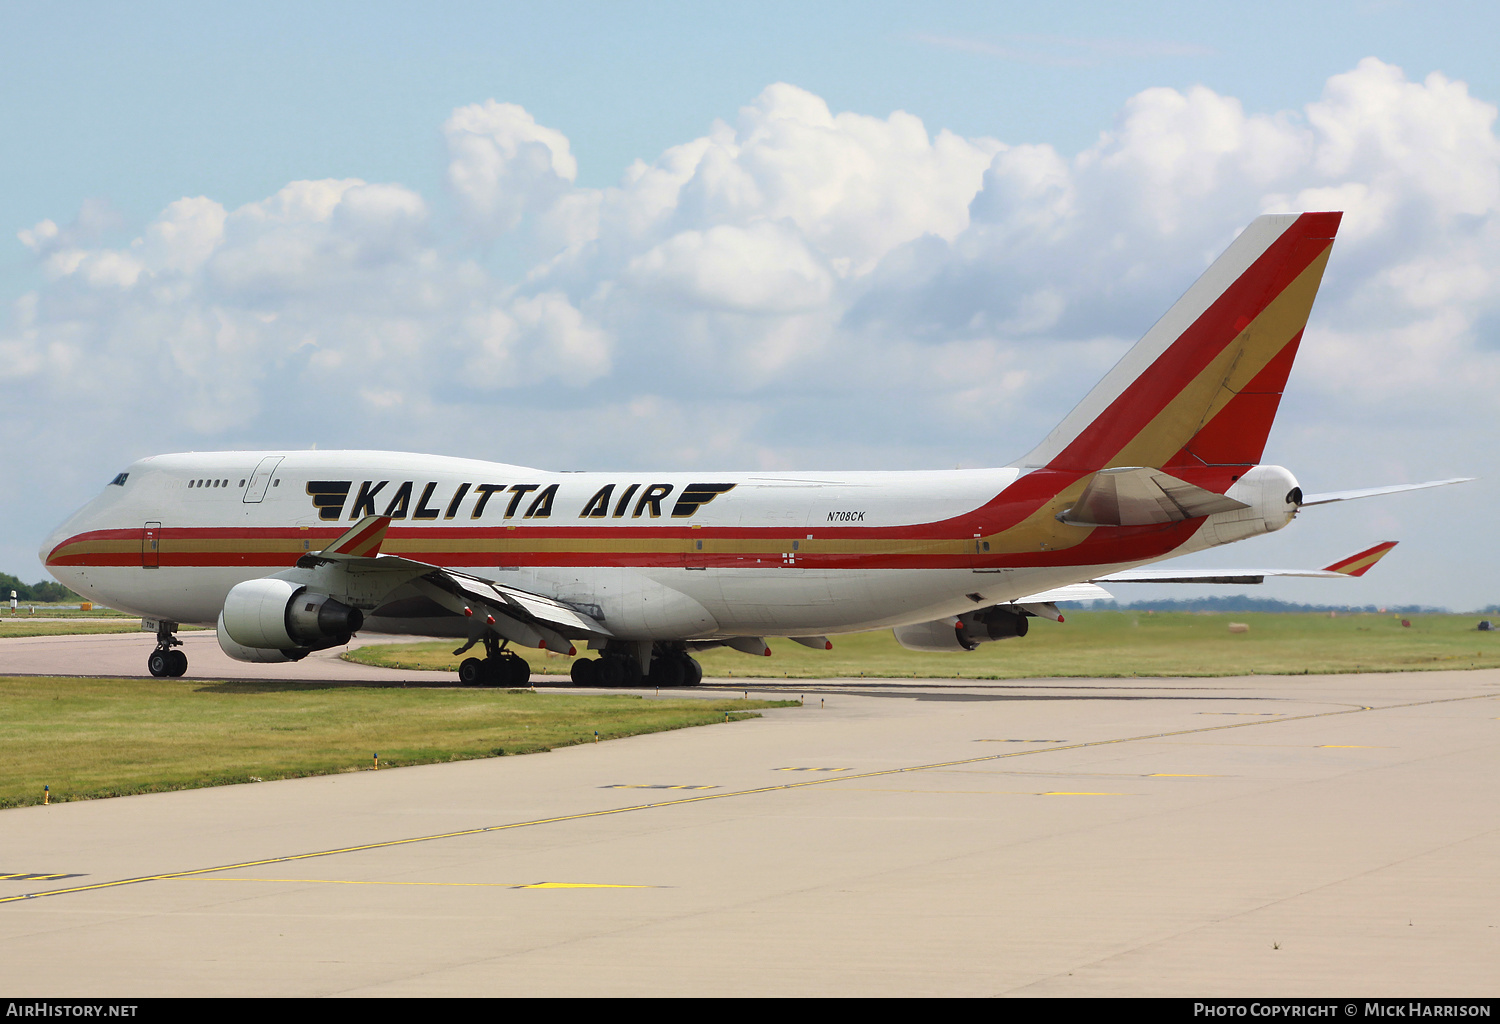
1018 212 1342 476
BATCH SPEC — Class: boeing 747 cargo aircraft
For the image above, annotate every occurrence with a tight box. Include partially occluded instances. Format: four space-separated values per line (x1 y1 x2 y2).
40 212 1466 686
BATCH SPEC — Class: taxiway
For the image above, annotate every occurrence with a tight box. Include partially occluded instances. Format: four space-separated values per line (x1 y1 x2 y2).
1 634 1496 996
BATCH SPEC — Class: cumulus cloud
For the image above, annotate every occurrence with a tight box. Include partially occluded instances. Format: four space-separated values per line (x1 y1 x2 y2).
624 222 834 313
5 61 1499 604
445 99 578 235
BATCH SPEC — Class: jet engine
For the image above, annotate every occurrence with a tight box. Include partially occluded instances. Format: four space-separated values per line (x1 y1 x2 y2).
216 613 306 663
218 577 363 661
893 606 1029 653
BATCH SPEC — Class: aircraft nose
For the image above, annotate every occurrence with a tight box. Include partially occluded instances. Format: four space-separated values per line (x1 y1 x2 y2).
41 492 103 569
40 518 70 566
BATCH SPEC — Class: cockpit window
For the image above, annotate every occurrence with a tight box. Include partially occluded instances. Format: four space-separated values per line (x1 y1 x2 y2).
109 473 129 486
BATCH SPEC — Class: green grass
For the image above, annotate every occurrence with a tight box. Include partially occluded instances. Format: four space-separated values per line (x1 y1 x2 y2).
0 677 794 808
0 604 140 638
1 621 147 638
345 611 1500 679
0 604 133 618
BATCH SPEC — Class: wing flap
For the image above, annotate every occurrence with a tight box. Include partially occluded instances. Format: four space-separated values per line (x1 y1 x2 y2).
424 570 613 638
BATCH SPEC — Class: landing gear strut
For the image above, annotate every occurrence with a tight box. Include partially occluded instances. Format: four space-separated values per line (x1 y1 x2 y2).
455 633 531 687
147 620 187 678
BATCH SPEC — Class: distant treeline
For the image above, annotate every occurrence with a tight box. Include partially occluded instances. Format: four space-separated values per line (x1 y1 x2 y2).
1083 595 1479 615
0 572 84 603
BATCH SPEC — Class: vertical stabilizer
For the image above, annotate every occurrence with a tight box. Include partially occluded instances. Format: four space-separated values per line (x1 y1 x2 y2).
1016 212 1341 474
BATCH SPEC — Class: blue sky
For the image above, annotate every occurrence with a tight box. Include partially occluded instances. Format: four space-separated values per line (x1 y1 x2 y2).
8 1 1498 242
4 1 1498 609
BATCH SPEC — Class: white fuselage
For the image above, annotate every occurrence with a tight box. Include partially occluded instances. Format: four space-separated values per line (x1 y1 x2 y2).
42 450 1289 642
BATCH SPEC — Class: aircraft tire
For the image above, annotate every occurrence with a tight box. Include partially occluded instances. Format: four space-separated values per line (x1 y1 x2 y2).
507 656 531 688
570 658 598 686
598 657 625 688
648 657 685 688
459 657 486 686
167 650 188 677
147 650 172 678
682 655 703 686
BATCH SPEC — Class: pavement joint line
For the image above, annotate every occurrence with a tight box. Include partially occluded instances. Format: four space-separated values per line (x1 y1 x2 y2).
1 689 1489 907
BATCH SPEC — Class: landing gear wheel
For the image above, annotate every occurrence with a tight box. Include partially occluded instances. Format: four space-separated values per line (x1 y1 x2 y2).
598 657 643 688
681 655 703 687
570 658 599 687
506 654 530 688
459 657 486 686
148 620 184 679
598 658 625 688
648 656 685 688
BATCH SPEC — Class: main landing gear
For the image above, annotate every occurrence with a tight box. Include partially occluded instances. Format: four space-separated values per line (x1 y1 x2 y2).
455 633 531 688
147 620 188 678
569 644 702 688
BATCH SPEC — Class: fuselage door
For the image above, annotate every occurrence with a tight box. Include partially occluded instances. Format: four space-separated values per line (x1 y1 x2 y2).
243 456 283 503
142 522 162 569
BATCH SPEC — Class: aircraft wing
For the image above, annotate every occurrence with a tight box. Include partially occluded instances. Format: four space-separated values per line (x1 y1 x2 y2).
285 515 611 650
1011 583 1115 603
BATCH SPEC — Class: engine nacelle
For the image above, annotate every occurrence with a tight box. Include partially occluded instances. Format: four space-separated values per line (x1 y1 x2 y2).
216 613 308 663
220 577 363 653
894 606 1029 653
1209 465 1301 545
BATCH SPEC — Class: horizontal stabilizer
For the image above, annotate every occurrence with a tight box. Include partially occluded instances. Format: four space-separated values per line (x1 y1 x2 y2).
1098 541 1398 585
1300 478 1473 506
1059 467 1249 527
1101 568 1345 584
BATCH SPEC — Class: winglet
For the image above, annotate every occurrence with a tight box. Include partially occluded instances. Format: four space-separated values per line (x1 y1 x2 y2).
320 515 392 558
1322 541 1398 577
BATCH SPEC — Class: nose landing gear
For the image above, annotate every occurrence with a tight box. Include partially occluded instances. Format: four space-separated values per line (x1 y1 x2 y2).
147 620 188 677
